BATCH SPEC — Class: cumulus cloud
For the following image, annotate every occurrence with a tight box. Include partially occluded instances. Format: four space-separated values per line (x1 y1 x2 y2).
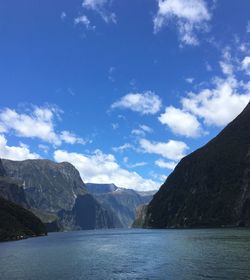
182 77 250 126
82 0 116 23
74 15 95 30
159 106 203 137
155 158 177 170
0 106 86 146
54 149 159 191
0 134 40 161
154 0 211 45
139 138 188 161
111 91 162 115
163 48 250 131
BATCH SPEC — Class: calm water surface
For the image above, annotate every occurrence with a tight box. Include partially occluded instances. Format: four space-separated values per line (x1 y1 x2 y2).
0 229 250 280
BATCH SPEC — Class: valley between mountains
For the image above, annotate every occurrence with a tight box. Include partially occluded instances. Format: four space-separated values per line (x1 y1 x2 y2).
1 102 250 241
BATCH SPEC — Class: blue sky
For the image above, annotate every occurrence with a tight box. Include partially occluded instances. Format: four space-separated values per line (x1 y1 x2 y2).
0 0 250 191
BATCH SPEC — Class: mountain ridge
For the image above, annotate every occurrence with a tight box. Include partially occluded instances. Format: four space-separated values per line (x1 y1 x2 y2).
142 101 250 228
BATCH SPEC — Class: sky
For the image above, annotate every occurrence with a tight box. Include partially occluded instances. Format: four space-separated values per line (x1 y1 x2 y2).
0 0 250 191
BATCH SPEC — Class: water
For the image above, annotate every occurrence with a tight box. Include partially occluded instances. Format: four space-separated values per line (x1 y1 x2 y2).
0 229 250 280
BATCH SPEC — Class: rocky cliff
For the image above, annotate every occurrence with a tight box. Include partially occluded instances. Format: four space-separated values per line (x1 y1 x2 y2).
1 159 118 231
86 183 154 228
0 159 47 241
143 102 250 228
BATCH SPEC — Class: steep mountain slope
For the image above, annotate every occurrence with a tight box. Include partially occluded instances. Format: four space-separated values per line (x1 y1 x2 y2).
86 183 154 227
0 197 47 241
1 159 117 231
143 102 250 228
0 159 47 241
2 159 87 212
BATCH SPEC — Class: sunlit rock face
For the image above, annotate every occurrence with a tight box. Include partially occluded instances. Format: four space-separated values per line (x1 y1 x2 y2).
143 102 250 228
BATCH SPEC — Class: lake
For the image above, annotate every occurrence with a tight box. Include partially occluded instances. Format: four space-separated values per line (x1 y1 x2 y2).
0 229 250 280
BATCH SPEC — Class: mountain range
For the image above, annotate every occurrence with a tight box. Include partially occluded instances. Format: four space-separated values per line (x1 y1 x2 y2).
0 159 118 232
0 159 153 235
86 183 154 228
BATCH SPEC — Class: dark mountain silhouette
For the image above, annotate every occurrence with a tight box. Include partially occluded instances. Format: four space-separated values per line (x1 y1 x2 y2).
142 102 250 228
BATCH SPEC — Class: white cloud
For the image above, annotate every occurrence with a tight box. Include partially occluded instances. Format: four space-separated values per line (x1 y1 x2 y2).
155 159 177 170
111 123 119 130
111 91 162 115
0 106 86 146
38 144 50 154
123 157 147 168
159 106 203 137
154 0 211 45
219 48 234 76
186 77 194 84
82 0 116 23
54 149 159 191
61 12 67 21
74 15 95 30
112 143 134 153
182 77 250 126
139 138 188 161
131 124 153 137
60 131 87 145
140 125 153 133
0 134 40 161
242 56 250 76
131 129 146 137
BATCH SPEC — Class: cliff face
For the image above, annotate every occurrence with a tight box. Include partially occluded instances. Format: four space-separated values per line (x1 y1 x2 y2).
143 102 250 228
132 204 148 228
1 159 118 231
2 159 87 212
86 183 154 228
0 159 47 241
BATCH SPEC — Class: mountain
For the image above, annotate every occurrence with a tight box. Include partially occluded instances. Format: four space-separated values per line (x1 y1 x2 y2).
2 159 87 212
86 183 154 228
132 204 148 228
0 159 47 241
0 197 47 241
1 159 118 231
86 183 118 193
142 102 250 228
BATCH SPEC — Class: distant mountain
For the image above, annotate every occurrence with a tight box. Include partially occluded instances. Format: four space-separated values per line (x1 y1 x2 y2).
0 159 47 241
86 183 154 228
142 102 250 228
1 159 118 231
86 183 118 194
